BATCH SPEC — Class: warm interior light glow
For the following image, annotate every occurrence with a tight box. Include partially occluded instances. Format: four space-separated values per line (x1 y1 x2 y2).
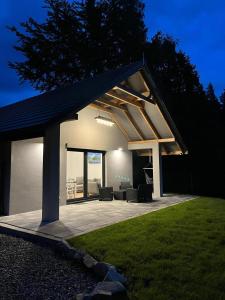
118 147 123 151
95 116 115 127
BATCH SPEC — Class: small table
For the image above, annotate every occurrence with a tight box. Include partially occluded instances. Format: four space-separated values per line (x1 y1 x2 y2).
114 190 126 200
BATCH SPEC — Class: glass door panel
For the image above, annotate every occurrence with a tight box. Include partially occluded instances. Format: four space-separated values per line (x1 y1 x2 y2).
66 151 84 200
87 152 102 198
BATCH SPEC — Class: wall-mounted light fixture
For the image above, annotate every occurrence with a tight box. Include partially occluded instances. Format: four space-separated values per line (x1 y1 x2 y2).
95 116 115 127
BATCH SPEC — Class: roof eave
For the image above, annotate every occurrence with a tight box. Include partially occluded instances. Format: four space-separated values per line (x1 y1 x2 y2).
140 64 188 155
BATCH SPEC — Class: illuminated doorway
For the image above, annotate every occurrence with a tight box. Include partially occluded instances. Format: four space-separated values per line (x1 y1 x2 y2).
66 149 105 202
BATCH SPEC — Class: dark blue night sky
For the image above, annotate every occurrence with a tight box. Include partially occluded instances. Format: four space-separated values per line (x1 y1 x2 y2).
0 0 225 107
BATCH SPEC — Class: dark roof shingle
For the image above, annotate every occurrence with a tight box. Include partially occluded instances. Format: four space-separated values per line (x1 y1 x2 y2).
0 61 143 135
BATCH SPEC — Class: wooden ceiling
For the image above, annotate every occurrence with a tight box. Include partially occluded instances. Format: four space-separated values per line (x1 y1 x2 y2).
88 84 162 142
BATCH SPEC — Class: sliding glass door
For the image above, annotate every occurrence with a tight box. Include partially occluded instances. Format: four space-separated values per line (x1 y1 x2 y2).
66 149 105 202
66 151 84 200
87 152 103 198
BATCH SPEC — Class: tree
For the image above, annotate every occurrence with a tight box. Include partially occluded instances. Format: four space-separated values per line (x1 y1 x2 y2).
145 33 224 196
8 0 147 91
220 89 225 167
144 32 208 149
9 2 224 197
220 89 225 115
206 83 221 115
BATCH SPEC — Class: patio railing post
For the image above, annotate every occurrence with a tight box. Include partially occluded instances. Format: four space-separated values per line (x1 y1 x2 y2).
152 142 163 198
42 123 60 223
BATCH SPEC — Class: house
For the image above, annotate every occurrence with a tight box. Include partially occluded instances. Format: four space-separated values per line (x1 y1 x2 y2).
0 61 187 222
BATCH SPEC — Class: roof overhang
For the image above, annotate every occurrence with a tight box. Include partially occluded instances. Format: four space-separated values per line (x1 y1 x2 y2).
0 61 187 155
87 65 187 156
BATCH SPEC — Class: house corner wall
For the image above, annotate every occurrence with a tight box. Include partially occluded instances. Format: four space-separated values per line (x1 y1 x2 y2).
9 138 43 215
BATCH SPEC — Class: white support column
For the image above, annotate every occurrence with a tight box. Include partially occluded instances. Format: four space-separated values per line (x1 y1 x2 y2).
152 142 163 198
42 124 60 222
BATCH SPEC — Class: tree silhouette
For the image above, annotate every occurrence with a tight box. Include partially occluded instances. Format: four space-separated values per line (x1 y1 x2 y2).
8 0 146 91
8 0 225 197
145 33 224 196
144 33 208 149
220 89 225 115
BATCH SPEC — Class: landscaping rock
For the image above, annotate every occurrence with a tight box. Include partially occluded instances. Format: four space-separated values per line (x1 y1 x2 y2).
92 261 127 285
91 281 129 299
76 281 129 299
104 268 127 285
76 294 93 300
56 240 84 262
83 254 98 269
93 262 116 278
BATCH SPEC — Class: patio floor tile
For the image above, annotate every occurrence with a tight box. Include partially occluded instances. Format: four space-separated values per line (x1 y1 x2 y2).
0 194 196 239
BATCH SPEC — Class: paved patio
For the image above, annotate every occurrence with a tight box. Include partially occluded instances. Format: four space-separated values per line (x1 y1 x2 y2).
0 194 196 239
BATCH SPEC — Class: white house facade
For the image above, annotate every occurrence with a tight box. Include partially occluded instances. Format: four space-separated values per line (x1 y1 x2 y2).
0 61 187 222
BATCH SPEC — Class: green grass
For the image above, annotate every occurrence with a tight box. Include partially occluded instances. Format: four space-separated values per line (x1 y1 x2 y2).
69 197 225 300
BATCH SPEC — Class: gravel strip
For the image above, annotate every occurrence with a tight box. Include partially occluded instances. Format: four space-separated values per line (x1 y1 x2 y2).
0 233 97 299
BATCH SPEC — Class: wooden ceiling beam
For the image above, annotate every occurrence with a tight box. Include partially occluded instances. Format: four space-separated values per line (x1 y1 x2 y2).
96 99 127 111
128 138 175 144
115 84 155 104
139 108 161 139
89 103 112 113
105 91 143 109
123 109 145 140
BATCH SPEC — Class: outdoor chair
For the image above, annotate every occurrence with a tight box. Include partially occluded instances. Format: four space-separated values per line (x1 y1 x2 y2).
99 187 114 201
88 181 99 196
126 184 153 203
113 181 133 200
75 176 83 193
119 181 133 190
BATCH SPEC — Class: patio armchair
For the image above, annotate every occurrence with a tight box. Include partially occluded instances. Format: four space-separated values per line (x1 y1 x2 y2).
88 181 99 196
99 187 114 201
75 176 83 193
119 181 133 190
114 181 133 200
126 184 153 203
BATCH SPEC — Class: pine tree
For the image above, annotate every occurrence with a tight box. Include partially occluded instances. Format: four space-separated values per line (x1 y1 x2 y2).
8 0 147 92
220 89 225 115
144 32 207 149
206 83 221 114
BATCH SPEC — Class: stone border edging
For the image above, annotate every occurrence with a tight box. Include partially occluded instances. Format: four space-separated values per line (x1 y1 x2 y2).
0 222 129 299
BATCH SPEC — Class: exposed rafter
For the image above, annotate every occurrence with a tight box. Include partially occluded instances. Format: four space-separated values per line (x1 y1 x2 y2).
89 103 112 113
96 99 127 111
115 84 155 104
139 108 161 139
128 138 175 144
105 91 143 109
123 109 145 140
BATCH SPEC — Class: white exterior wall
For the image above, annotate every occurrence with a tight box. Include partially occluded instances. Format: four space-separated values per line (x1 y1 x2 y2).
60 107 128 151
7 107 133 214
9 138 43 214
60 107 132 201
106 150 133 190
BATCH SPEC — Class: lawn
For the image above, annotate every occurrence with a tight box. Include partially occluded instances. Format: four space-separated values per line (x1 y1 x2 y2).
69 197 225 300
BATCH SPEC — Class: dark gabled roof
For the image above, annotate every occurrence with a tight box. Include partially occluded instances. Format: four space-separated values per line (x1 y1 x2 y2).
0 61 187 153
0 61 143 139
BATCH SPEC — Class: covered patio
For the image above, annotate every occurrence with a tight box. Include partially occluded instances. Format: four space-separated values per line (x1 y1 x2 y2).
0 194 195 239
0 61 187 224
